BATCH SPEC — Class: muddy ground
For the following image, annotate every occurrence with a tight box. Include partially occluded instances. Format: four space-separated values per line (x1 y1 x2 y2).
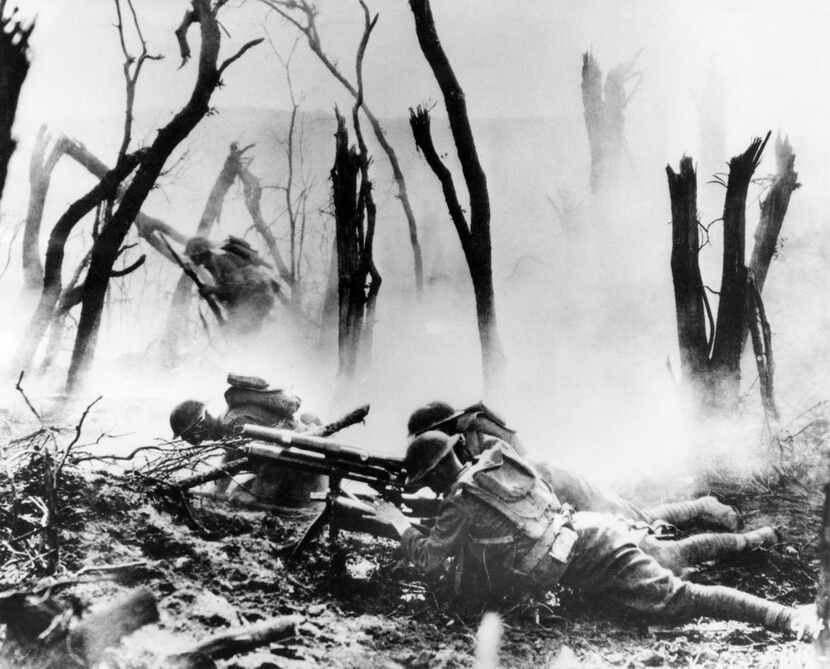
0 414 827 669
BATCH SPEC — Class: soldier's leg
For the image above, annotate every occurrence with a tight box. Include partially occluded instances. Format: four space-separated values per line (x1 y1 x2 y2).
561 513 795 633
640 526 780 574
643 496 741 531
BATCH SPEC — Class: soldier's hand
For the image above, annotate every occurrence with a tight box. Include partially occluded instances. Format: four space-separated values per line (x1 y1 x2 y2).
373 501 411 536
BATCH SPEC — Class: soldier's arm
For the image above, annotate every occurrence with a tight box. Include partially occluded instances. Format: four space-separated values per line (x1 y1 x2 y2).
399 498 467 574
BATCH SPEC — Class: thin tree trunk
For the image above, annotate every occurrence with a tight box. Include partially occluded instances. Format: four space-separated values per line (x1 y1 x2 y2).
262 0 423 292
817 482 830 664
66 2 262 391
408 0 505 394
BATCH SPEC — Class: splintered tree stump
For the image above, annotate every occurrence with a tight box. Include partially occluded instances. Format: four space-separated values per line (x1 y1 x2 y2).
70 587 159 664
168 615 304 668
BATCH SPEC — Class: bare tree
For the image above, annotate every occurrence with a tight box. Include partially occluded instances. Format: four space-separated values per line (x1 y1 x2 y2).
65 0 262 391
581 51 640 194
260 0 424 293
667 133 776 413
21 127 70 290
0 0 32 204
331 109 380 382
407 0 505 393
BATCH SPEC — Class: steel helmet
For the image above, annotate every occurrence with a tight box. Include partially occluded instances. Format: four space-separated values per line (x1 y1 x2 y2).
170 400 207 438
404 430 461 488
406 401 455 437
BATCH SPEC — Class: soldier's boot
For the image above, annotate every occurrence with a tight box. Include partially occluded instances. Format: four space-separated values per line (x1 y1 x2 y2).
643 526 779 574
644 496 742 532
682 583 810 637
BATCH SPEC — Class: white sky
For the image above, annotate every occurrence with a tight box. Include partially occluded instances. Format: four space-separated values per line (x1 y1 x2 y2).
14 0 830 129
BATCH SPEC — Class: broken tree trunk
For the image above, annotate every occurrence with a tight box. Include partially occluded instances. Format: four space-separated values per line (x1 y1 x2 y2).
581 51 638 194
330 110 380 382
748 134 799 296
665 133 772 413
66 2 262 391
70 587 158 665
408 0 506 395
2 586 158 668
708 133 769 410
667 156 709 397
0 2 32 204
168 615 303 668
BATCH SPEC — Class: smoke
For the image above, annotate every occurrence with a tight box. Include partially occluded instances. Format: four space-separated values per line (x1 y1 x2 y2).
2 1 830 502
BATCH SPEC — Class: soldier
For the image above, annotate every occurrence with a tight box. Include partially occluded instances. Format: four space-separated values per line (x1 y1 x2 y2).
169 374 325 506
407 401 740 532
185 236 276 335
373 432 818 638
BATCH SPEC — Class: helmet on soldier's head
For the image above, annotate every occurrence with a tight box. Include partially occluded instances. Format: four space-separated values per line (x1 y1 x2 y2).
407 401 455 437
404 430 461 488
185 236 212 260
170 400 207 438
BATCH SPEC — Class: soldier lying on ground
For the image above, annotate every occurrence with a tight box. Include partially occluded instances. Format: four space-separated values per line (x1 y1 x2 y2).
169 373 325 506
407 401 741 532
185 236 277 336
372 431 819 638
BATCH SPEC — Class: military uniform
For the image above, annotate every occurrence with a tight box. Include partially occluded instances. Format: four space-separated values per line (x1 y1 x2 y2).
399 442 794 632
205 251 275 335
216 375 326 506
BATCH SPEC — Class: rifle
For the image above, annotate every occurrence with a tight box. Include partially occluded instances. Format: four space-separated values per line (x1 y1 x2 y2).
156 232 226 325
238 424 439 558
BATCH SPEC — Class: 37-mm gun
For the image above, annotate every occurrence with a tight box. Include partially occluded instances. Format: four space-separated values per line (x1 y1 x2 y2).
236 424 438 558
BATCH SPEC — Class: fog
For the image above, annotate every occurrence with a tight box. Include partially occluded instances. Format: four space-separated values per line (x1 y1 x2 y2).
3 0 830 496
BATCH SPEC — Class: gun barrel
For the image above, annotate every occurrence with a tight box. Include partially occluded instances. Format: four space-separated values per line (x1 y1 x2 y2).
241 443 399 486
240 424 404 472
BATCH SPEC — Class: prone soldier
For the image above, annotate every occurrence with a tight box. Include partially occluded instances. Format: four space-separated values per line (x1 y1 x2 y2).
372 431 817 638
169 374 326 506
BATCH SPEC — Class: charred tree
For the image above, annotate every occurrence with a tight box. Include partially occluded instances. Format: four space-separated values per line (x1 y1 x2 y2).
708 135 768 408
667 156 708 398
0 1 32 204
262 0 424 293
666 133 772 413
66 1 262 391
331 109 380 382
408 0 505 393
581 51 640 194
749 134 799 295
12 154 145 378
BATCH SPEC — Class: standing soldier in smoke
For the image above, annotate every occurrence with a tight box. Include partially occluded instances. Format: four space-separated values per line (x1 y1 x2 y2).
185 236 277 336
